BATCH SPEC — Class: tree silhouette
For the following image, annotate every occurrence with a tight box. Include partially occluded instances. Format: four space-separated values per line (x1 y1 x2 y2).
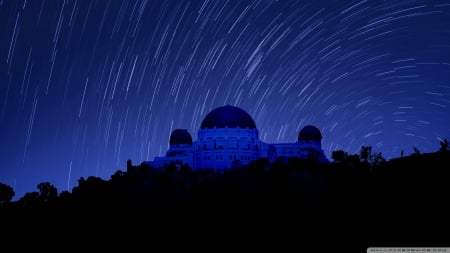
413 146 421 155
440 139 449 152
331 150 346 163
0 182 15 206
37 182 58 203
360 146 372 163
17 192 40 208
372 152 386 167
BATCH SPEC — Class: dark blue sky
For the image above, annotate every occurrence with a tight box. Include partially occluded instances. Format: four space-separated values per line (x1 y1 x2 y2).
1 0 449 199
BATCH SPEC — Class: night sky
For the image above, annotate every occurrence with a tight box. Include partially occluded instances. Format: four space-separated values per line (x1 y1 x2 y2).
1 0 449 199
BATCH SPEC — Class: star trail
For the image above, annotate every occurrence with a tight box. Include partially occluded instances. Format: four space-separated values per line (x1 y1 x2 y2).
1 0 449 199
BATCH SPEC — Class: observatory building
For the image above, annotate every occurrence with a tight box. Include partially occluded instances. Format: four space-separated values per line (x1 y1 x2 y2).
147 105 328 170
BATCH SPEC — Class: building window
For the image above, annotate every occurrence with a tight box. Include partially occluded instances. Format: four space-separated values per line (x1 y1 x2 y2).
228 141 237 149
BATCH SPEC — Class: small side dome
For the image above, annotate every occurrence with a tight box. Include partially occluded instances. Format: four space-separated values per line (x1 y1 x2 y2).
169 129 192 145
200 105 256 129
298 125 322 141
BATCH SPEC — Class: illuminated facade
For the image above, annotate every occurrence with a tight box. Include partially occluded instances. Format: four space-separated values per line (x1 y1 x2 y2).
147 105 328 170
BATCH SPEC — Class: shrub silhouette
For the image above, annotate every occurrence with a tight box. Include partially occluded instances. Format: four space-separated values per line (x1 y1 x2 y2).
1 147 449 247
0 182 15 206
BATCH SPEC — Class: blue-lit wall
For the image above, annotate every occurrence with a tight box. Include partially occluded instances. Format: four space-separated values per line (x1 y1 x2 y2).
194 127 260 170
151 143 194 169
147 127 328 170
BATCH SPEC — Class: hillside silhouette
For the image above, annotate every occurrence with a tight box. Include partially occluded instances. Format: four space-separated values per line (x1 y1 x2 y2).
1 144 449 249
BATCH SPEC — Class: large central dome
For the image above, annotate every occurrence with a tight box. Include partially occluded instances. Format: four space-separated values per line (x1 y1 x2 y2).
200 105 256 129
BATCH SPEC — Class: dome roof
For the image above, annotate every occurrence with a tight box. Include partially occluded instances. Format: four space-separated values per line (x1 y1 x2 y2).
298 125 322 141
169 129 192 145
200 105 256 129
